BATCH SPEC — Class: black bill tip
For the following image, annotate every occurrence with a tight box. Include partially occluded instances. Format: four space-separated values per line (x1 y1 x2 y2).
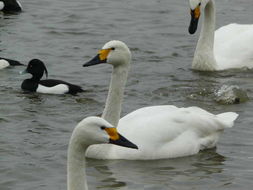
188 10 199 34
109 133 138 150
83 54 106 67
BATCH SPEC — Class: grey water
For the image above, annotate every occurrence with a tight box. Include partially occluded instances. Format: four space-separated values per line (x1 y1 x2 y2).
1 0 253 189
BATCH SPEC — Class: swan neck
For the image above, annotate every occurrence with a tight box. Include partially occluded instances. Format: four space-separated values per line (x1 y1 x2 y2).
67 132 89 190
102 64 129 127
194 0 217 70
200 0 215 49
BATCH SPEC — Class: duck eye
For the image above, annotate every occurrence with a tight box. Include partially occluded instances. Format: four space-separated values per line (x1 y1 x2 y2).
111 47 115 50
100 126 106 130
199 2 201 6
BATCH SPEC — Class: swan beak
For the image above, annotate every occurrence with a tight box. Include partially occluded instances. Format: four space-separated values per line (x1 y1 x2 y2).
189 5 201 34
83 49 112 67
105 128 138 149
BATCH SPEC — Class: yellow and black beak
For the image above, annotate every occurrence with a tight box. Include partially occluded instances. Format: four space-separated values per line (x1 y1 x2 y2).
188 5 201 34
83 48 112 67
105 127 138 149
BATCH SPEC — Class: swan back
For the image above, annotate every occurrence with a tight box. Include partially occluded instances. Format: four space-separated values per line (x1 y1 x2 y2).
214 24 253 69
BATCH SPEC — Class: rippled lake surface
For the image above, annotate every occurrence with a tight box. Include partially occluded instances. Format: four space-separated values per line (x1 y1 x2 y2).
1 0 253 189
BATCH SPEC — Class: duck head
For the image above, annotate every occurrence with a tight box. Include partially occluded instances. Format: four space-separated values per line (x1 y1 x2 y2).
22 59 48 81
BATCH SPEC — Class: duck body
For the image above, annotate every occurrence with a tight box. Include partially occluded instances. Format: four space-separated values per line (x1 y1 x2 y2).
0 57 23 69
189 0 253 71
83 40 238 160
86 105 238 160
21 78 83 95
0 0 22 12
21 59 83 95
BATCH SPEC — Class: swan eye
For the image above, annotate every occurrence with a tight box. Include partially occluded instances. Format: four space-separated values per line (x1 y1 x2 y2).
100 126 106 130
111 47 115 50
199 2 201 6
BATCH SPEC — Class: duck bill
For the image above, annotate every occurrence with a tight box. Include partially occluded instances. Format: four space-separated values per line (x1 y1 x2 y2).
109 133 138 149
19 69 28 75
83 54 107 67
188 6 201 34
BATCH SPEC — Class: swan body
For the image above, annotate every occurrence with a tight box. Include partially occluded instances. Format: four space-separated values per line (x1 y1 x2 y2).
189 0 253 71
83 40 238 160
67 116 137 190
21 59 84 95
86 106 238 160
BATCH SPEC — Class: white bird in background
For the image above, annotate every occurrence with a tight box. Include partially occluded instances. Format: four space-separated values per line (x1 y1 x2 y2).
188 0 253 71
0 0 22 12
82 40 238 160
67 116 137 190
0 57 23 69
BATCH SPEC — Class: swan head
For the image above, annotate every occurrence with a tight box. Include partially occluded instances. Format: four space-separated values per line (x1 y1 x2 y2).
83 40 131 68
189 0 202 34
73 116 138 149
189 0 212 34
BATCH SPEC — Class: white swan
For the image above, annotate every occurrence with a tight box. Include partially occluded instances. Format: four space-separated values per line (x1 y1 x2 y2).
83 40 238 160
188 0 253 71
67 116 137 190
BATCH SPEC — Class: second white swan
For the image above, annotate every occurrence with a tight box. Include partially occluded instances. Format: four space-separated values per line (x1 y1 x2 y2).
83 40 238 160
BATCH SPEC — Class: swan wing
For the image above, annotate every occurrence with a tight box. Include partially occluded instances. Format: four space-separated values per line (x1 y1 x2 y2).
214 23 253 69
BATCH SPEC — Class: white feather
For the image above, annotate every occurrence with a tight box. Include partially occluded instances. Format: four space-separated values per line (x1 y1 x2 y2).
37 84 69 94
0 59 10 69
0 2 4 10
189 0 200 10
214 24 253 70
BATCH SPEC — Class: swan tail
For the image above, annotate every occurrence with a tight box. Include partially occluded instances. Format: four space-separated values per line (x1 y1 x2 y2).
216 112 239 128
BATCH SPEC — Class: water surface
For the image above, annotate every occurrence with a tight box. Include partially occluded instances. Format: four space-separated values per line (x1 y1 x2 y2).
1 0 253 189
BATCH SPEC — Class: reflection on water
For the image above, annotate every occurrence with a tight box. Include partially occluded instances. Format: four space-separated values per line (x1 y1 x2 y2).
87 149 227 189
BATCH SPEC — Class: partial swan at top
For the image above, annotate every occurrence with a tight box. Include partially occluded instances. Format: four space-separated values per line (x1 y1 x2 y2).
189 0 253 71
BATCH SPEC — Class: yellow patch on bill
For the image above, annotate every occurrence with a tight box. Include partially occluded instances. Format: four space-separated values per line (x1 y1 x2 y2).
194 5 201 19
105 127 120 141
98 49 111 61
